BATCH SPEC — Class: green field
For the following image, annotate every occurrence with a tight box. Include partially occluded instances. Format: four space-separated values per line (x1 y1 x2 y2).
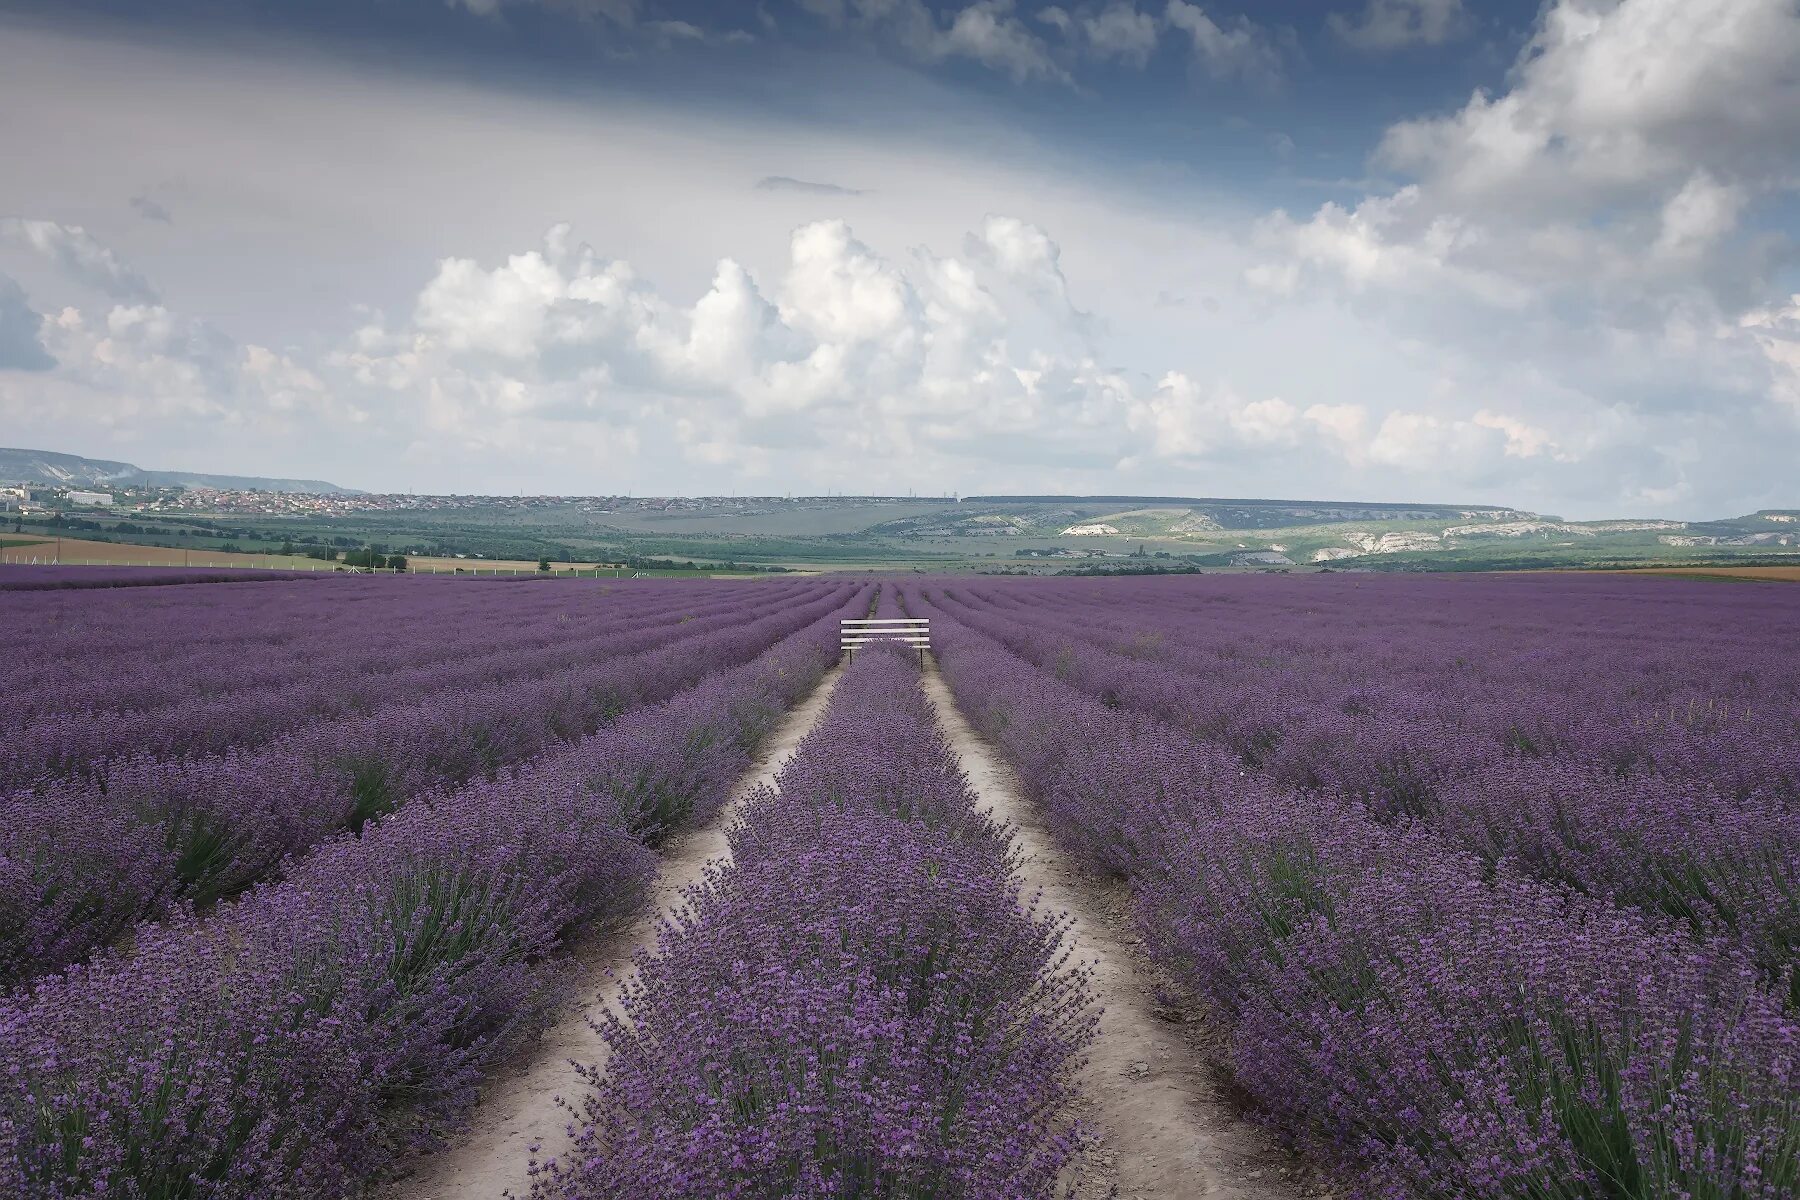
10 497 1797 577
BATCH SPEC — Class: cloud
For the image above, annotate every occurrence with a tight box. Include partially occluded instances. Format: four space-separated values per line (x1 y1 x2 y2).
1328 0 1469 50
1041 2 1162 68
0 218 159 304
79 215 1654 503
445 0 753 44
129 194 173 224
1650 170 1747 261
1374 0 1800 217
1740 296 1800 416
449 0 640 21
936 0 1072 83
1244 0 1800 508
5 15 1795 516
962 214 1093 341
54 304 244 404
645 18 704 40
798 0 1071 85
1164 1 1285 88
0 273 54 371
756 175 867 197
9 206 1792 515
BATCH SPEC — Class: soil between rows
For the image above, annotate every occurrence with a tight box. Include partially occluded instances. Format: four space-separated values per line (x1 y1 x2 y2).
920 657 1316 1200
389 653 1314 1199
384 660 847 1200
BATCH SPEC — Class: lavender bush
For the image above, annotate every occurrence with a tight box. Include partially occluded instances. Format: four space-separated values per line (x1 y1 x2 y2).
2 580 825 777
0 591 862 1198
911 582 1800 1200
927 577 1800 991
0 582 856 986
534 643 1095 1200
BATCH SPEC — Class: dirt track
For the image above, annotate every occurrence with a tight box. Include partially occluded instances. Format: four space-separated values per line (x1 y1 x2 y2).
388 653 1308 1200
383 662 845 1200
922 658 1312 1200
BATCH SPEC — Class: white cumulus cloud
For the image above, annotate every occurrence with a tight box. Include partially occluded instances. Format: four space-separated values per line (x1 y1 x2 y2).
1165 1 1285 88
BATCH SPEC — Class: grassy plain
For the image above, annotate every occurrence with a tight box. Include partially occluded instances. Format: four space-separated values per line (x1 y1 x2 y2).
0 537 326 570
0 539 765 578
9 495 1797 577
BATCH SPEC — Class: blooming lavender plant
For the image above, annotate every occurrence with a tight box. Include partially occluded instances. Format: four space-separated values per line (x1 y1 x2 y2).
534 643 1095 1200
927 577 1800 986
2 580 825 779
913 582 1800 1200
0 592 864 1198
0 582 858 986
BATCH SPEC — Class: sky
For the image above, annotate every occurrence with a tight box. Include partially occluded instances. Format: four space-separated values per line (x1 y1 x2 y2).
0 0 1795 518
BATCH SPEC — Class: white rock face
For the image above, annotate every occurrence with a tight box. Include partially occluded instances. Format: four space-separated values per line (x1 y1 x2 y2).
1062 523 1120 536
1312 547 1362 562
1345 530 1443 553
1661 532 1798 547
1441 521 1595 539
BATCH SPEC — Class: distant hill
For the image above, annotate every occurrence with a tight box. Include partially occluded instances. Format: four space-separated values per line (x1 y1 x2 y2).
0 448 358 494
873 495 1526 538
960 495 1519 530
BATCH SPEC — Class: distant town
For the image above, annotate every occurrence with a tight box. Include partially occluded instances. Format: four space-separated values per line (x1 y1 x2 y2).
1 483 945 521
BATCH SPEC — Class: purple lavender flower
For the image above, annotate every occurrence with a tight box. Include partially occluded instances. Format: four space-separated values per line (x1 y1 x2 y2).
535 644 1096 1199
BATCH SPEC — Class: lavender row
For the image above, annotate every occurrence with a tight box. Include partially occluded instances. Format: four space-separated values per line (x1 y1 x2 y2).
911 588 1798 1200
533 642 1095 1199
0 583 857 987
0 565 323 590
0 591 863 1199
940 577 1800 799
1 580 665 722
3 581 817 771
2 573 569 682
932 583 1800 987
1 575 765 720
960 572 1800 724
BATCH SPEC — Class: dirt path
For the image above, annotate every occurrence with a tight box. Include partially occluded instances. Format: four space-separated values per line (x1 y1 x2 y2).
922 658 1314 1200
385 662 845 1200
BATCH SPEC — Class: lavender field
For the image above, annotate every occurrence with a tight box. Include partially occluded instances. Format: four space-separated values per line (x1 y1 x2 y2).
911 573 1800 1200
2 569 1795 1199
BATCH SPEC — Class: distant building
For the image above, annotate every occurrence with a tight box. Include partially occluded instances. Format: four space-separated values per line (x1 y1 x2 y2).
67 490 115 507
